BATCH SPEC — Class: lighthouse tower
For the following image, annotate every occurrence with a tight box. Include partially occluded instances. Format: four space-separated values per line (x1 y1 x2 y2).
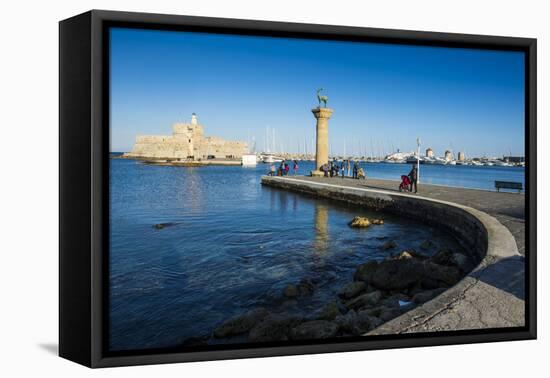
191 112 198 125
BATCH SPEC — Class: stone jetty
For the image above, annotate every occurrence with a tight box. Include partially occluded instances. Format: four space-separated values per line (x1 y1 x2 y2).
260 175 525 335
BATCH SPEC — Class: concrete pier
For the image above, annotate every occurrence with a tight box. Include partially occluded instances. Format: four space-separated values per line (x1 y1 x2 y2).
261 175 525 334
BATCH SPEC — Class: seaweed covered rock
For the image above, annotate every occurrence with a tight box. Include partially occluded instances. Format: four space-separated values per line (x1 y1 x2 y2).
348 216 384 228
348 216 371 228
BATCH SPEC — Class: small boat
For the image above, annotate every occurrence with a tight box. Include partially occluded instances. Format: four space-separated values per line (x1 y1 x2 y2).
262 154 283 163
492 160 511 167
406 156 422 164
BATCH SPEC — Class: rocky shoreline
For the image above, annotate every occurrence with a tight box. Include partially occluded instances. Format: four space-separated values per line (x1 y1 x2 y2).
183 217 477 346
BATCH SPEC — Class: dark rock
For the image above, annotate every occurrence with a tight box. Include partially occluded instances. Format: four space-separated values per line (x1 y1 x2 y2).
368 316 384 330
213 308 269 338
181 335 209 347
353 261 379 282
297 279 315 296
337 300 349 315
290 320 339 340
338 281 367 299
420 276 442 290
423 262 462 286
412 288 447 304
380 240 398 250
153 222 177 229
370 258 425 290
283 284 299 298
248 314 302 342
420 239 435 250
346 290 382 310
336 310 381 335
453 252 475 273
361 307 383 317
318 301 342 320
379 307 402 322
430 248 456 266
407 284 425 297
365 284 378 293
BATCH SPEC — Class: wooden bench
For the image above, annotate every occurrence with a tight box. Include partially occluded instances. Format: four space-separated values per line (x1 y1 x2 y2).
495 181 523 193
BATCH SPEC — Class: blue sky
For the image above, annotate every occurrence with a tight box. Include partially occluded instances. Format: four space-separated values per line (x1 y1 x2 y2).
110 28 525 157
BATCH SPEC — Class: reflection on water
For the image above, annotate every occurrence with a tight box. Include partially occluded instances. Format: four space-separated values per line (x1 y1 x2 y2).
314 203 329 260
109 159 468 351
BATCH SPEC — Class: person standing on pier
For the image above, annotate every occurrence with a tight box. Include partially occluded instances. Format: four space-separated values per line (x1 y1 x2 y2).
340 163 345 179
293 160 299 176
322 163 329 177
284 162 290 176
353 161 359 179
408 165 418 193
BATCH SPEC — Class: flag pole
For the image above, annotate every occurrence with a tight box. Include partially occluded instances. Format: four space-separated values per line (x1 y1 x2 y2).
417 137 421 184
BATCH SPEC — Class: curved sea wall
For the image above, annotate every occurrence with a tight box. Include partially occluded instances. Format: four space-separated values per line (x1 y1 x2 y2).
260 176 523 333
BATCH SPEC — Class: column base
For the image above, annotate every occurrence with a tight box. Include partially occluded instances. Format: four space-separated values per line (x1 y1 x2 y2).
310 170 325 177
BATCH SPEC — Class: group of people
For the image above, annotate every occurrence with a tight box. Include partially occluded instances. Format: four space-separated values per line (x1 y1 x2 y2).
265 158 418 193
399 165 418 193
320 159 366 180
267 160 299 176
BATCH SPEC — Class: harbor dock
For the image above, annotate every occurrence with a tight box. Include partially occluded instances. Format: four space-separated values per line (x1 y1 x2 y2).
261 175 526 334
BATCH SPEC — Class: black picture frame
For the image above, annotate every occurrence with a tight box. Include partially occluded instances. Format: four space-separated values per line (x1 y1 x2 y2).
59 9 537 368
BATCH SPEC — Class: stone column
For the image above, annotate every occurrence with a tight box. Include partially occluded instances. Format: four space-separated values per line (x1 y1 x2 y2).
311 107 334 177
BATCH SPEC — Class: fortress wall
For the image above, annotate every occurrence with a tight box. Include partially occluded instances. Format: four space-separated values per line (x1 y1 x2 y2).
200 137 248 158
124 117 247 160
125 136 191 159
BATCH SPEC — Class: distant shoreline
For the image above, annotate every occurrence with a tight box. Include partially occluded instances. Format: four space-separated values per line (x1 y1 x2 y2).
110 154 243 167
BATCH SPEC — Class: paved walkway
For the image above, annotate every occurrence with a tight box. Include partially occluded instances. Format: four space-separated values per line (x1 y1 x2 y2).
262 175 526 333
294 176 525 256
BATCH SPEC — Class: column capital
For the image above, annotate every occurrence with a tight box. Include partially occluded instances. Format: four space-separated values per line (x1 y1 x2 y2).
311 107 334 119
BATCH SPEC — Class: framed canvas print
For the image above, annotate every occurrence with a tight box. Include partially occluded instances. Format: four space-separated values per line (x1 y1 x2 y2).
59 10 536 368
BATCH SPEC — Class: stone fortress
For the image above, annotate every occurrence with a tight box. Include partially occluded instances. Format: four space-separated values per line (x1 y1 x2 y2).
123 113 248 161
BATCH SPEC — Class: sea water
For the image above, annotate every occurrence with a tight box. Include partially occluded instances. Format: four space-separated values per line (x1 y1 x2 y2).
109 158 520 350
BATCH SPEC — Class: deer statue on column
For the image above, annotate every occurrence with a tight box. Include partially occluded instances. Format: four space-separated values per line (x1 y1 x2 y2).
317 88 328 108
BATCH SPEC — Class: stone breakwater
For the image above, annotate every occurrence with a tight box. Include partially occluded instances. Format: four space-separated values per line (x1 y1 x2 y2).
258 176 524 336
